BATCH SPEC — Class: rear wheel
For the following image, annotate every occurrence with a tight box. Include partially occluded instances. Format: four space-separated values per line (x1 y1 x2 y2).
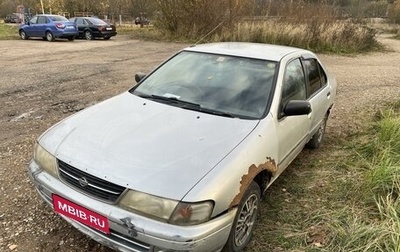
223 182 261 252
19 30 28 40
84 30 93 40
306 114 328 149
46 31 55 42
104 36 110 40
68 36 75 41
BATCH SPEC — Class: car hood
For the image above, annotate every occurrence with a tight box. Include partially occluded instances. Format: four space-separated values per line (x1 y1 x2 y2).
39 92 259 200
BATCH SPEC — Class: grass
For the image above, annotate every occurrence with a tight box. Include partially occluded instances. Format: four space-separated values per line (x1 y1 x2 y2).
246 100 400 252
210 20 382 54
0 22 19 39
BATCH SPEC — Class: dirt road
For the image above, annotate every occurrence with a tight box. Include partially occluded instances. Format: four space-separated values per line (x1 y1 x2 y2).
0 36 399 251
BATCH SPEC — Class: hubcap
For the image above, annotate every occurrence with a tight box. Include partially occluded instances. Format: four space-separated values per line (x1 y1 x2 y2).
234 194 258 247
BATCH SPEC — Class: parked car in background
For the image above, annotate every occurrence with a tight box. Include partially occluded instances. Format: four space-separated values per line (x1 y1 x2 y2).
69 17 117 40
134 17 150 25
28 42 336 252
19 14 78 42
4 13 21 23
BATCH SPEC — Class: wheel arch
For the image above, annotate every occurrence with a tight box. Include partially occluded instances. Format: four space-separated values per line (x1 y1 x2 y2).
253 169 272 197
229 159 276 208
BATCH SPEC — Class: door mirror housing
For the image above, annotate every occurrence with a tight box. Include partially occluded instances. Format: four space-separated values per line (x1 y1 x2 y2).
283 100 312 116
135 73 146 83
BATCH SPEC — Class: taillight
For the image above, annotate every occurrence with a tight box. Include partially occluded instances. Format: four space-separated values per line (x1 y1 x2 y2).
55 23 65 29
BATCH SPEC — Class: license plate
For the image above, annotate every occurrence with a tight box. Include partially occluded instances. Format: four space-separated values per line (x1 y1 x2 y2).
52 194 110 234
66 25 74 29
106 27 112 30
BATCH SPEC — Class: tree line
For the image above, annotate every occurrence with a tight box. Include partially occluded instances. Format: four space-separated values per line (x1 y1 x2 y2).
1 0 399 23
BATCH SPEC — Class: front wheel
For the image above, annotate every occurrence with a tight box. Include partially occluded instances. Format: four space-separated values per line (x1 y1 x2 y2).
19 30 28 40
223 181 261 252
46 31 55 42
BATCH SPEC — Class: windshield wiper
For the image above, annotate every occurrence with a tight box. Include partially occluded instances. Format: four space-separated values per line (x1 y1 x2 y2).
149 94 201 107
137 93 236 118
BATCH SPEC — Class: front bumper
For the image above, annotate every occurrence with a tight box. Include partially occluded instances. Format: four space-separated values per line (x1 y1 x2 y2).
27 160 234 252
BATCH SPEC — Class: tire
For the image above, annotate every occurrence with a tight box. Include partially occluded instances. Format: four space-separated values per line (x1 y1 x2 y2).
84 30 93 40
68 37 75 41
223 182 261 252
306 114 328 149
46 31 55 42
103 36 110 40
19 30 28 40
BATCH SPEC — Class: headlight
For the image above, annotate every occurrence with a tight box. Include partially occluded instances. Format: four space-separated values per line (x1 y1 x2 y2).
119 190 214 225
33 143 58 178
169 201 214 226
119 190 178 221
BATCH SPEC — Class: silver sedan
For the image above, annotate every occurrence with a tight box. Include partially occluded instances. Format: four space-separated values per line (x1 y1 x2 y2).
28 42 336 252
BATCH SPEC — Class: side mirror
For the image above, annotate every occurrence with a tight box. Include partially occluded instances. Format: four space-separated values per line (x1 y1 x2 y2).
135 73 146 83
283 100 312 116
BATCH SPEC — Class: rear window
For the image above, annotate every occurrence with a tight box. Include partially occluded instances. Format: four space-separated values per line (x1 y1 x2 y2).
49 16 68 22
88 18 107 25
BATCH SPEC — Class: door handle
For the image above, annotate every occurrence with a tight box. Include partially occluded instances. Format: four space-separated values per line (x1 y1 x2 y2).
327 91 331 99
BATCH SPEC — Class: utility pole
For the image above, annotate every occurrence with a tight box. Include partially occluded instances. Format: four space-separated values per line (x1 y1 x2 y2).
40 0 45 14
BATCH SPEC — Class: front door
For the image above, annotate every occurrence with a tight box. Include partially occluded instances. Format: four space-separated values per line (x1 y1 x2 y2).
276 58 311 170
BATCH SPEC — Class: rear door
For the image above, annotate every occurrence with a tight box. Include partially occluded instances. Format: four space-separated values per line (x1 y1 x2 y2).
301 56 332 134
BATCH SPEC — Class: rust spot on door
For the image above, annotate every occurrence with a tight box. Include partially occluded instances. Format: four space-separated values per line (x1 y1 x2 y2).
229 158 276 208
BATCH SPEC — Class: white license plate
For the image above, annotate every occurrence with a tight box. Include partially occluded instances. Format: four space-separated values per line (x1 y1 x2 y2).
106 27 112 31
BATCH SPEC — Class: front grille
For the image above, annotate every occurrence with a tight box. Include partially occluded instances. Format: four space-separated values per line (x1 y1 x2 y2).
57 159 126 202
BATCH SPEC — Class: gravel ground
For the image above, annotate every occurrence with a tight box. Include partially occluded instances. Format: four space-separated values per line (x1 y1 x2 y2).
0 35 399 252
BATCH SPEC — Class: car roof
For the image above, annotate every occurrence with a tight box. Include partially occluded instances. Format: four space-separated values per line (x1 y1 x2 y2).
36 14 64 17
184 42 312 62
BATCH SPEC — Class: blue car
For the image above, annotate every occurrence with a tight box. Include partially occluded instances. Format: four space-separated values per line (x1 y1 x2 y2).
19 14 78 42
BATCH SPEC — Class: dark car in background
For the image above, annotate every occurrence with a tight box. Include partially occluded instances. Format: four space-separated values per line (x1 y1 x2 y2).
19 14 78 42
69 17 117 40
4 13 21 23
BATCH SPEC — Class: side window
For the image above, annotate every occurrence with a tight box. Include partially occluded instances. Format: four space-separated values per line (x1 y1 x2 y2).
37 16 47 24
76 18 84 25
303 59 322 97
30 16 38 24
319 63 327 87
281 59 306 110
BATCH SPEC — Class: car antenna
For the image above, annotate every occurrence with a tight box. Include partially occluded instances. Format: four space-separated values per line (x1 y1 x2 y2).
192 14 229 47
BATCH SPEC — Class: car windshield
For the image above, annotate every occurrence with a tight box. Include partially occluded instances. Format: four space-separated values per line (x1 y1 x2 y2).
88 18 107 25
132 51 277 119
49 16 68 22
